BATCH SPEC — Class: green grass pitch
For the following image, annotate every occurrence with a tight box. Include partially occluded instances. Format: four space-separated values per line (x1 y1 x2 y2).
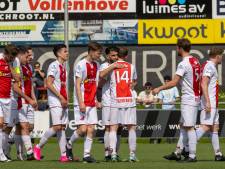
1 141 225 169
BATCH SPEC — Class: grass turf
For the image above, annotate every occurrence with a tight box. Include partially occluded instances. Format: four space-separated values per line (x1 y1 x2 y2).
1 142 225 169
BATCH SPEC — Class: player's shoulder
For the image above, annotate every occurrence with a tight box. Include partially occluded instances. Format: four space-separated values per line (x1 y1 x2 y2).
76 58 86 67
100 62 110 70
48 60 59 71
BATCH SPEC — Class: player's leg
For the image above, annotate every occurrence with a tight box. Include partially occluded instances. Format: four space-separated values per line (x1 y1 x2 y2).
27 105 34 133
101 106 111 160
0 99 12 162
57 124 68 162
126 107 138 162
116 125 122 155
66 105 88 161
20 122 34 160
2 100 15 161
210 110 225 161
182 105 198 162
127 124 137 162
104 126 110 160
34 107 63 160
15 124 24 160
56 108 69 162
196 109 212 140
163 123 188 161
83 124 96 163
18 105 34 160
82 107 98 163
0 115 10 162
109 107 120 162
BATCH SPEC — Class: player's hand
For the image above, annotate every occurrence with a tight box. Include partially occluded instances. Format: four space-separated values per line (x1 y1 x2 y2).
113 63 125 69
152 88 160 95
79 102 86 113
59 95 68 108
29 99 38 108
205 101 211 113
96 101 102 109
33 100 38 110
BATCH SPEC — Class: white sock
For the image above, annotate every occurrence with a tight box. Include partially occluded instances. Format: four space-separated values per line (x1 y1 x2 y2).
0 129 4 154
211 132 222 156
175 132 183 154
15 135 23 155
180 128 189 152
187 129 197 158
109 131 117 156
21 135 33 155
84 137 93 158
116 133 121 154
104 131 110 156
128 129 136 155
196 127 206 140
2 132 10 155
57 130 67 156
37 128 56 148
67 130 80 149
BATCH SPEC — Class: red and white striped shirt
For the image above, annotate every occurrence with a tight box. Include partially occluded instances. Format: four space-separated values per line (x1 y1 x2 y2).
110 61 137 108
176 56 200 106
201 60 219 108
47 60 67 108
0 54 12 99
74 58 99 107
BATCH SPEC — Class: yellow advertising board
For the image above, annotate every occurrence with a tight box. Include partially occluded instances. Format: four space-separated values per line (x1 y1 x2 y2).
138 19 225 44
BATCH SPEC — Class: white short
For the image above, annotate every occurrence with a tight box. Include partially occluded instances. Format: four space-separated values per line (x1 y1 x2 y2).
200 108 219 125
74 106 98 125
102 106 111 126
117 107 136 125
50 107 68 126
0 99 11 123
180 104 198 127
18 104 34 124
6 98 18 127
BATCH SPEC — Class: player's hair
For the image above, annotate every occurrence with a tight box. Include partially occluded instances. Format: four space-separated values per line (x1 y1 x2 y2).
118 47 128 58
53 44 67 57
164 75 171 81
209 47 224 58
4 44 19 58
144 82 152 87
88 42 103 53
25 46 32 50
177 38 191 52
34 61 40 66
17 45 28 54
105 46 119 55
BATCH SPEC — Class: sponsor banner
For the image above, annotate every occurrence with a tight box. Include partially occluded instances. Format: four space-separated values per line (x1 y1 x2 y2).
137 0 212 19
0 0 136 21
29 109 225 138
213 0 225 18
65 110 225 137
0 20 137 45
138 19 225 44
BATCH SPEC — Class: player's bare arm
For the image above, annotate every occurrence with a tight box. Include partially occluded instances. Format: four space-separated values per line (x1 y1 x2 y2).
153 75 181 95
47 75 67 108
31 85 38 110
99 62 124 78
76 76 86 112
201 76 211 113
